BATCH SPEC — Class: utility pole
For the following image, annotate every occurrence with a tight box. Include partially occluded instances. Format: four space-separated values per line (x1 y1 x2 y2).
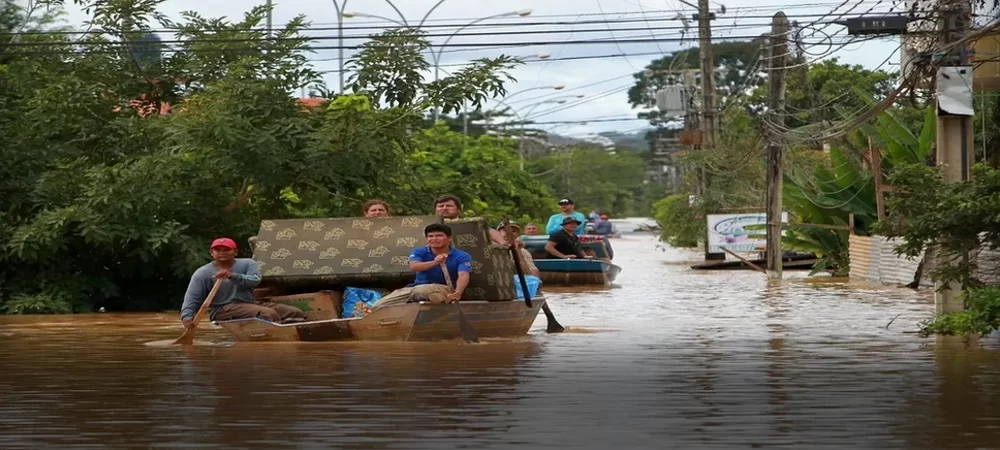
934 0 974 313
695 0 723 261
766 12 789 280
696 0 718 150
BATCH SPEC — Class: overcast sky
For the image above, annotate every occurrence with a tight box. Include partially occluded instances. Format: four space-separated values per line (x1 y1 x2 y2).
55 0 902 137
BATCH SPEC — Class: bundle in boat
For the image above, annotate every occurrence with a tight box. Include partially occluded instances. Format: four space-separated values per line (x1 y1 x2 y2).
443 217 517 301
250 215 443 293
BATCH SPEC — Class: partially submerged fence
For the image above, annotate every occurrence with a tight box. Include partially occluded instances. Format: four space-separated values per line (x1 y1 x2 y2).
848 234 1000 288
848 235 930 287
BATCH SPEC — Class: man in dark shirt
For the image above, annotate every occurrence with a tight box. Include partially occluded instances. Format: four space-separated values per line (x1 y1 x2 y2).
544 217 592 259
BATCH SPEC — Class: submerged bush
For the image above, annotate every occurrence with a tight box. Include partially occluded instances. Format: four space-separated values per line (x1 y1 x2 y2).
920 287 1000 337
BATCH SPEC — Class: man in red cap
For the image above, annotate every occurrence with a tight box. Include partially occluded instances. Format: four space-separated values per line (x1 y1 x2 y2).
179 237 306 327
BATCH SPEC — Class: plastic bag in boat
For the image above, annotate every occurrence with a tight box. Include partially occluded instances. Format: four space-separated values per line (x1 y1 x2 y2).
512 275 542 300
341 287 383 318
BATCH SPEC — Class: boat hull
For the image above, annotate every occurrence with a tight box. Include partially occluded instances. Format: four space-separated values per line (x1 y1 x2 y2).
534 259 621 286
215 297 546 343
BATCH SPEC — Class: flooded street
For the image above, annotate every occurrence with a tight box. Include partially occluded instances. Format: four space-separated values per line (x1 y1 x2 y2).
3 222 1000 449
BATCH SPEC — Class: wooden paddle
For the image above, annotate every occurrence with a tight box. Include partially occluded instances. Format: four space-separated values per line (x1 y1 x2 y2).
439 261 479 343
500 216 565 333
173 278 223 346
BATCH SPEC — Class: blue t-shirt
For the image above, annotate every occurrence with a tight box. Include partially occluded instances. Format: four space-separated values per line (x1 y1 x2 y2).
407 246 473 287
545 212 587 235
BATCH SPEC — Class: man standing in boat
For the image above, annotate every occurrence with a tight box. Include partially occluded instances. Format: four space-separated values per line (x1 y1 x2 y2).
371 223 473 310
544 198 588 235
180 238 306 326
544 217 592 260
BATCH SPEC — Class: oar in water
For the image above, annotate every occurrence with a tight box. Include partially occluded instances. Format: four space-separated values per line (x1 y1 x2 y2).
501 216 565 333
173 279 223 346
439 261 479 343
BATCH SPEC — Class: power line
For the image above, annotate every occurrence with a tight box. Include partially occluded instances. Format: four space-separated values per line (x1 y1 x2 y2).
2 6 900 37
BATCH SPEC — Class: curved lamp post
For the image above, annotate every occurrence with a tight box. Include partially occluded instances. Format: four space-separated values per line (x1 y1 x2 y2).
486 96 586 170
344 6 532 121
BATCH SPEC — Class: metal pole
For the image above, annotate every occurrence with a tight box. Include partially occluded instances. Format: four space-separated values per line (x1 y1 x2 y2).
765 12 789 280
332 0 349 93
430 10 530 121
266 0 273 38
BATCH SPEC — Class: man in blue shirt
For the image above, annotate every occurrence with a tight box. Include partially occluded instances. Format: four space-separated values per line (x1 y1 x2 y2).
371 223 474 310
545 198 588 235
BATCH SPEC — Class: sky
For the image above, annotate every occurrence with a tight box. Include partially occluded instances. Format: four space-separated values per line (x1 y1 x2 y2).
53 0 905 138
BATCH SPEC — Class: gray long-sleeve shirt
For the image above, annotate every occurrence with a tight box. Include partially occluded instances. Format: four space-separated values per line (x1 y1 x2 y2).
180 259 262 320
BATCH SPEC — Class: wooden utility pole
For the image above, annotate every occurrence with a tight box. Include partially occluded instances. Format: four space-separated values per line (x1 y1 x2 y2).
934 0 974 313
696 0 723 261
766 12 789 280
696 0 718 150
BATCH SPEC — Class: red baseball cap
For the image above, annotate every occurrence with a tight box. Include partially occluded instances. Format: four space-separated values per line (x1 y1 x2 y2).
210 237 237 250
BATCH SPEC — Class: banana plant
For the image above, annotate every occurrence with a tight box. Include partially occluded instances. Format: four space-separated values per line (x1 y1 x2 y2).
777 100 935 275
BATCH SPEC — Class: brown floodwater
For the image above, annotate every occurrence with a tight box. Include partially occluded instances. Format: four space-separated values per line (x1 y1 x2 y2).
3 223 1000 449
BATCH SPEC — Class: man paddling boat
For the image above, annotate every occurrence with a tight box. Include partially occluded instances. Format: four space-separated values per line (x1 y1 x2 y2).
179 238 306 326
370 223 473 310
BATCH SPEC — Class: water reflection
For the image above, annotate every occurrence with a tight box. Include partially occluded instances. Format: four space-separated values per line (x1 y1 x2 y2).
3 232 1000 449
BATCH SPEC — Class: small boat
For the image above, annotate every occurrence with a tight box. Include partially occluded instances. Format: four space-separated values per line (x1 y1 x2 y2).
532 258 621 286
215 297 545 342
519 234 621 286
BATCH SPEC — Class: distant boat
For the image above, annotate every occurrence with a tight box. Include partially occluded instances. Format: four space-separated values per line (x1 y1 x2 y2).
520 235 622 286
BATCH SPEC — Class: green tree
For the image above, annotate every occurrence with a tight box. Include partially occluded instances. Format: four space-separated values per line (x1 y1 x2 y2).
627 41 766 126
528 145 650 217
748 58 898 131
398 123 555 223
0 1 525 314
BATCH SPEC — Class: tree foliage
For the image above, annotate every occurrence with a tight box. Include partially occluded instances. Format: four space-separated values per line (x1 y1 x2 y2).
528 145 655 217
0 1 539 314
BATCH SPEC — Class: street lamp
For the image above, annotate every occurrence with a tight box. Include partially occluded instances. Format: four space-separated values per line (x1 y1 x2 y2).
428 9 532 120
331 0 351 93
501 84 566 103
343 5 532 120
486 96 587 170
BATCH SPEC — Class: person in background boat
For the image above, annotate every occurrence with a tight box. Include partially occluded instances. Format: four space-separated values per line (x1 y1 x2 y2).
370 223 473 310
594 213 613 235
180 238 306 327
433 194 508 246
523 223 540 236
362 199 390 217
593 213 615 260
495 221 540 277
545 198 587 236
544 217 594 260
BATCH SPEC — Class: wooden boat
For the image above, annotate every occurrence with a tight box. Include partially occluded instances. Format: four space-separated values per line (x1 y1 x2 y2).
220 215 554 343
532 258 621 286
519 235 621 286
215 297 546 343
215 298 545 343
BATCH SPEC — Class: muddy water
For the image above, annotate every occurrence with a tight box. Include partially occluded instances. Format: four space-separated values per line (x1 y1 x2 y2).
3 225 1000 449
